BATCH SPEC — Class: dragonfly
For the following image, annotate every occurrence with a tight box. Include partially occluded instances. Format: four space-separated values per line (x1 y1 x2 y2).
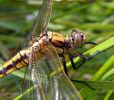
0 0 98 99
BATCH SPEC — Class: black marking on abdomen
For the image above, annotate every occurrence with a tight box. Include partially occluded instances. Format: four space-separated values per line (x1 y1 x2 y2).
0 53 28 76
2 64 13 75
19 52 28 65
0 70 3 74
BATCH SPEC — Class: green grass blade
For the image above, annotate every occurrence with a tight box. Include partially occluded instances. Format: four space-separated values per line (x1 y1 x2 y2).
103 88 113 100
73 80 114 90
92 54 114 81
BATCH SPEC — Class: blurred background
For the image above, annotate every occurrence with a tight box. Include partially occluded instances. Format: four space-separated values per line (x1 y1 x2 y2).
0 0 114 100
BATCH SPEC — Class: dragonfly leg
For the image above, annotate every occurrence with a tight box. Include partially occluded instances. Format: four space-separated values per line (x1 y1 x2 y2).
70 50 100 70
77 51 100 69
71 79 95 90
68 53 77 70
62 54 69 76
85 42 98 45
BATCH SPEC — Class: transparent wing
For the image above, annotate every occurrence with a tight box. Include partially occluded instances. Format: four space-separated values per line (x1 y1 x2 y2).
32 0 53 37
25 0 53 47
41 42 82 100
22 0 53 98
22 42 82 100
22 46 48 100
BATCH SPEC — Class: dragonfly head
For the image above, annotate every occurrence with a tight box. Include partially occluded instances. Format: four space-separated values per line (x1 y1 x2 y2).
70 30 86 48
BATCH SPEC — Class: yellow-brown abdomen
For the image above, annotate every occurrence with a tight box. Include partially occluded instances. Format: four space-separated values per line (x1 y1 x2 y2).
0 49 30 78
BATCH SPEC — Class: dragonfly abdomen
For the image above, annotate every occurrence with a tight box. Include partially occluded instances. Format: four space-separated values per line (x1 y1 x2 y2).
0 49 29 78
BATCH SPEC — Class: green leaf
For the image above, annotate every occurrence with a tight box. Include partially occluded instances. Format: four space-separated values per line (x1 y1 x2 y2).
73 80 114 90
0 19 29 32
92 54 114 81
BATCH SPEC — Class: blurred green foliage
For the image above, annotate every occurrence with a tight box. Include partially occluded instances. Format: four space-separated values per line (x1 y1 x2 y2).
0 0 114 100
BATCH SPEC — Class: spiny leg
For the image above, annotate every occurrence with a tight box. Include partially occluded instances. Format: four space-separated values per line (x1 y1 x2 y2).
64 50 100 73
61 49 99 90
62 52 77 76
68 50 100 90
71 79 95 90
68 52 76 70
62 54 69 76
85 42 97 45
76 51 100 69
67 53 96 90
69 50 100 70
61 53 96 90
69 52 96 91
71 41 98 69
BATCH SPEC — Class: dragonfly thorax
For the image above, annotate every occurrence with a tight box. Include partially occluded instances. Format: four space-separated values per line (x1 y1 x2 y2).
69 30 86 48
